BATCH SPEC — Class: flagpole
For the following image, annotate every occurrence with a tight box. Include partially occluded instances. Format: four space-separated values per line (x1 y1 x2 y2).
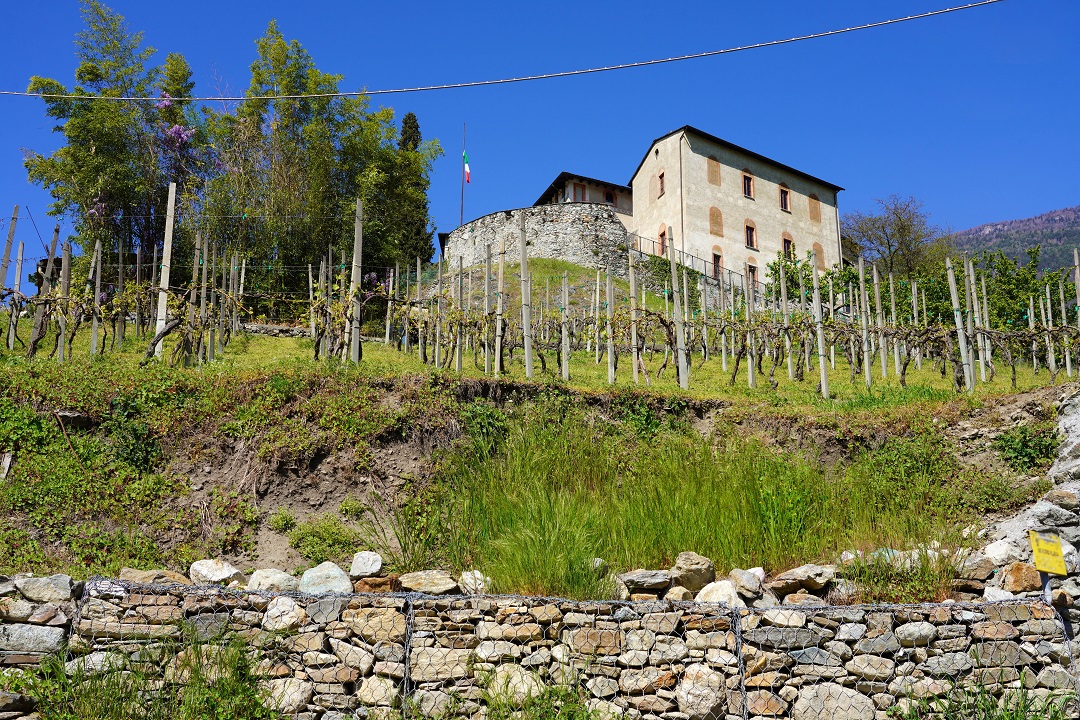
459 122 466 228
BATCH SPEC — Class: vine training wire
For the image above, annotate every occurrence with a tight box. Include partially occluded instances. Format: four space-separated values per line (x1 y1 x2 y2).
0 1 1003 104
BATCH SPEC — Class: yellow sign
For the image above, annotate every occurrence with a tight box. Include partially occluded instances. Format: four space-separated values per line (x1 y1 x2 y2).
1028 531 1068 577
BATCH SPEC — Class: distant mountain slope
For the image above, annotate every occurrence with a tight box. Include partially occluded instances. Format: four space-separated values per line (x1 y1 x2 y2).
953 204 1080 272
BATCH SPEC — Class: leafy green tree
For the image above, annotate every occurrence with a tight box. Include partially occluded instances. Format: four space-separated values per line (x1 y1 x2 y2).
842 195 950 280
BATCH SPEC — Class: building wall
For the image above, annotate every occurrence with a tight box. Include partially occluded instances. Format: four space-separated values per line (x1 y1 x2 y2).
546 179 633 217
631 131 842 283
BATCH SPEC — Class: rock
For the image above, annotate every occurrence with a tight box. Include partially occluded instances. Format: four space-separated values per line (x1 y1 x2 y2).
343 607 407 644
0 623 66 653
248 569 300 592
189 559 245 586
586 699 623 720
459 570 490 595
0 690 35 713
118 568 191 586
984 586 1016 601
984 539 1023 567
674 663 727 720
664 585 693 601
694 580 745 607
729 568 763 598
744 690 788 716
263 678 313 714
956 554 995 581
835 623 866 642
307 597 346 623
792 683 875 720
766 564 835 595
358 676 399 706
668 552 715 592
845 655 895 681
262 596 307 631
895 621 936 647
299 562 352 595
413 689 451 717
329 638 375 673
64 651 126 675
350 551 384 579
408 648 471 682
1036 665 1075 689
354 575 401 593
762 609 805 628
563 627 622 655
972 621 1019 640
853 633 900 655
398 570 458 595
972 640 1033 667
617 569 671 591
14 575 78 603
487 665 543 706
619 667 677 693
919 652 972 677
586 677 619 698
744 627 824 650
1001 562 1042 593
1045 489 1080 512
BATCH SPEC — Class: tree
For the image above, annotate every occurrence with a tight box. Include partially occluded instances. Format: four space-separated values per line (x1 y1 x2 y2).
841 195 950 280
395 113 436 263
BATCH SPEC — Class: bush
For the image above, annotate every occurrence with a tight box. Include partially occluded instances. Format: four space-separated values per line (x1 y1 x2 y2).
287 515 359 564
993 422 1061 472
266 508 296 533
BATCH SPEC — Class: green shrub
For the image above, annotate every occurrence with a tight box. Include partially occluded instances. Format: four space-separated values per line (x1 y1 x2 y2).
287 515 359 564
993 422 1061 472
339 497 366 521
266 508 296 533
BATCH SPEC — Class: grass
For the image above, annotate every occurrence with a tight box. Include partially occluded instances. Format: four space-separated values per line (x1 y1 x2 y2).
1 632 277 720
435 397 1042 599
893 684 1077 720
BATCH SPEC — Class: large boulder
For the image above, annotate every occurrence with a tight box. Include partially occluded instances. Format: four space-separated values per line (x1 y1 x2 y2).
118 568 191 586
350 551 384 579
189 559 245 586
299 562 352 595
766 564 835 595
262 596 307 631
248 569 300 592
792 683 875 720
0 623 66 653
675 663 727 720
669 552 715 592
264 678 313 714
487 665 543 706
694 580 745 608
398 570 458 595
617 569 671 591
14 575 78 603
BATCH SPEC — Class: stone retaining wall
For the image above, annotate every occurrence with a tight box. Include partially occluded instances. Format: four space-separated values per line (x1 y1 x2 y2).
2 575 1078 719
443 205 631 279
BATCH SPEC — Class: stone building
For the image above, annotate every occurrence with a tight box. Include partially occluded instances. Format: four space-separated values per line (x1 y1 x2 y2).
445 126 844 286
628 126 844 285
533 172 633 218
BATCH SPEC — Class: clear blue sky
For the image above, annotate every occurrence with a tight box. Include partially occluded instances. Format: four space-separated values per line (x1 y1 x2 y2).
1 0 1077 280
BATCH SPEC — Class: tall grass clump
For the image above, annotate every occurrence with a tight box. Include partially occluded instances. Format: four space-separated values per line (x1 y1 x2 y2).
441 398 1000 599
3 635 276 720
894 683 1076 720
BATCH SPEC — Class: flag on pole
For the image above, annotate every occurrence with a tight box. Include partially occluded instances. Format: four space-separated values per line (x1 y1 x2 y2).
463 151 471 183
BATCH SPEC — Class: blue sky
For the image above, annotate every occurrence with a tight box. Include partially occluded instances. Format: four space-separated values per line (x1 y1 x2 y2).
1 0 1078 280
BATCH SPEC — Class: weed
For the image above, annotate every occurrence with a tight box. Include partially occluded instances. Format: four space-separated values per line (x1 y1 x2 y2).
339 497 366 520
266 507 296 533
287 515 360 564
892 681 1076 719
993 422 1061 472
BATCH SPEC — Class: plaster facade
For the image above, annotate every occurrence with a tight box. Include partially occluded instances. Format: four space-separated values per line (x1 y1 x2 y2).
630 128 843 284
534 172 633 218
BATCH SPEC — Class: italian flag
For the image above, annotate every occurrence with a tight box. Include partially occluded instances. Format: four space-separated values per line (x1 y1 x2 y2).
463 151 471 183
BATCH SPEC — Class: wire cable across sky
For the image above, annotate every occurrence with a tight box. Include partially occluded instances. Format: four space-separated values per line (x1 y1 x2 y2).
0 0 1003 104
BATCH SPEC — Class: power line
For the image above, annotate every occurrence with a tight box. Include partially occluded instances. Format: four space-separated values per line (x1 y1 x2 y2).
0 1 1003 104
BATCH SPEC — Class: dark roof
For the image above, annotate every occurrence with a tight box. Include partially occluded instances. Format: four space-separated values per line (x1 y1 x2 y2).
534 171 632 207
629 126 844 193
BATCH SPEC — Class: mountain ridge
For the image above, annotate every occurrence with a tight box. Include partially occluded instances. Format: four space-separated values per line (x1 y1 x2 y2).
952 204 1080 271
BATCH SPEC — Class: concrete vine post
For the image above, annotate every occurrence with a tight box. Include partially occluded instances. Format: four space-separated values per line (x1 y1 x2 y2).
150 243 159 328
889 272 900 375
349 200 363 363
6 242 22 352
872 264 886 379
456 256 464 373
135 243 143 338
857 258 872 390
798 265 810 372
592 269 601 362
208 245 217 363
812 250 829 399
58 243 70 362
561 272 570 381
968 259 986 383
153 182 177 358
1028 296 1038 373
828 276 836 369
519 212 534 379
0 205 16 290
981 273 991 364
484 247 492 375
117 235 125 346
91 238 103 356
435 258 443 368
1045 285 1057 376
495 240 505 377
628 253 639 384
743 265 756 390
912 280 922 370
185 233 202 366
606 268 615 385
237 258 246 331
1059 278 1072 378
945 257 974 393
780 259 792 380
384 268 394 345
669 240 688 389
416 257 423 361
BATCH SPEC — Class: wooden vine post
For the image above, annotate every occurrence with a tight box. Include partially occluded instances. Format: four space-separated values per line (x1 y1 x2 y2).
628 252 639 384
90 238 103 356
669 241 688 389
5 241 22 351
0 206 16 291
484 246 492 374
58 243 70 362
561 271 570 381
606 268 615 385
495 239 505 377
945 257 974 393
